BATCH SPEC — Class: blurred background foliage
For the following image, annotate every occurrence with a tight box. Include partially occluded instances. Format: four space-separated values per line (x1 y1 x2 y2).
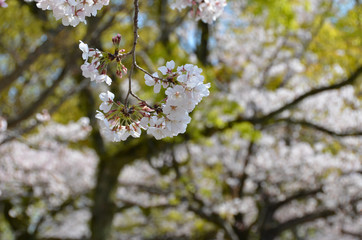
0 0 361 240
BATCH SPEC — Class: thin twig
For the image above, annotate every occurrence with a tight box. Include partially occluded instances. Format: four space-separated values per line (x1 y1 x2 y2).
124 0 140 107
0 80 89 145
135 63 168 82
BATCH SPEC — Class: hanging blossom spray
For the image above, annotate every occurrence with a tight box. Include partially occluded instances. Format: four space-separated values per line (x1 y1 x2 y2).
79 34 210 142
11 0 214 142
24 0 110 26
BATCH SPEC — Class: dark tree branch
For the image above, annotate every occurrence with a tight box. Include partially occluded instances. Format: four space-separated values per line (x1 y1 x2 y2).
188 204 239 240
259 35 290 88
0 27 63 93
119 181 171 195
156 0 188 46
267 209 335 236
263 196 362 239
341 229 362 239
1 3 114 144
203 66 362 137
273 118 362 137
118 199 173 210
7 66 69 129
237 142 255 197
196 21 210 65
32 194 89 237
0 79 89 145
270 187 323 212
279 1 332 88
250 65 362 123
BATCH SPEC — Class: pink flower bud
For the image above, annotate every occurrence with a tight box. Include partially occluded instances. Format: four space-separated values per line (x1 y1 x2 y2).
112 34 122 47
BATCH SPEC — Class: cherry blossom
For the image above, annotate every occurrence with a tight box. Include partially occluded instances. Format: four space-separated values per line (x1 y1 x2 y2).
171 0 227 24
79 45 111 85
0 0 7 8
144 72 162 93
0 116 7 132
95 59 211 142
158 60 175 75
79 40 93 61
35 109 51 122
24 0 109 27
79 40 128 86
137 61 209 140
81 37 210 142
99 91 115 113
1 0 361 239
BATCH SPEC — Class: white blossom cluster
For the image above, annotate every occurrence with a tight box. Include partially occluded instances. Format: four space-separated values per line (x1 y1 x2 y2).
79 40 112 85
31 117 92 143
95 97 144 142
0 119 97 239
79 41 210 142
141 61 210 140
113 160 202 239
40 209 91 239
0 118 97 205
24 0 109 27
181 132 362 236
96 61 210 141
171 0 227 24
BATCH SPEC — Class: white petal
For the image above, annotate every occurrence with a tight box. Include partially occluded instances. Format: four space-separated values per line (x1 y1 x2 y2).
105 75 112 85
166 60 175 70
154 82 161 93
145 74 155 86
100 102 112 113
158 66 168 75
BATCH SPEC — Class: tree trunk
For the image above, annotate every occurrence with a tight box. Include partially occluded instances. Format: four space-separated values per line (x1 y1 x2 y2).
196 21 210 65
90 156 125 240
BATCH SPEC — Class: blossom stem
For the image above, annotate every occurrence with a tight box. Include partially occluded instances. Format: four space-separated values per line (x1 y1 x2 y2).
135 63 168 83
124 0 140 107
